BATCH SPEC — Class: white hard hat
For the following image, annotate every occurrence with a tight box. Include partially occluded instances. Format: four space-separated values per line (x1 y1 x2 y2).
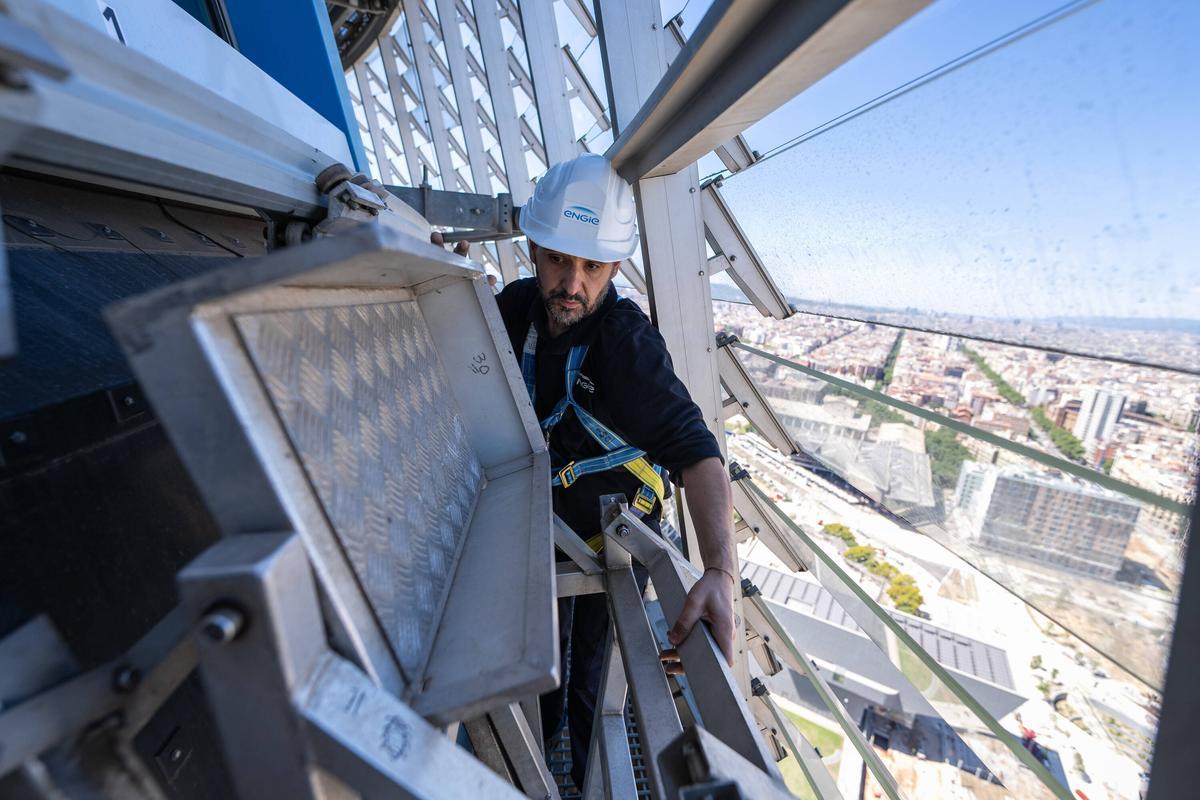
520 153 639 263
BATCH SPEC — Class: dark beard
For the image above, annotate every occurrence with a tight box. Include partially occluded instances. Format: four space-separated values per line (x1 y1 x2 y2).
541 282 608 331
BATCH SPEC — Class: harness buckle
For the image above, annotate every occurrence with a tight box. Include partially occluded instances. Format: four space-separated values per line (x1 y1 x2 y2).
558 461 579 488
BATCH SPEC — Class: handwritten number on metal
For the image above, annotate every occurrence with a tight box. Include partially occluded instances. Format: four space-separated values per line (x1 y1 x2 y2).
470 352 489 375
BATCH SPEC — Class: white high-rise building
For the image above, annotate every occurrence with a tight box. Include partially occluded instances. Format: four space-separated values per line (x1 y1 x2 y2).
1073 387 1126 445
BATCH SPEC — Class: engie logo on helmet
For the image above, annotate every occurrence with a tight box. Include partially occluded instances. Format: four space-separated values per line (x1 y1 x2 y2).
563 205 600 225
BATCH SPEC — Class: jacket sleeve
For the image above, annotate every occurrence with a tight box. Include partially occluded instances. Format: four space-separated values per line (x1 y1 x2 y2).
597 315 723 479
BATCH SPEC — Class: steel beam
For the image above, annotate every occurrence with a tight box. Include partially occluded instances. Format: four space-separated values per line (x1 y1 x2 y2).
604 507 780 781
703 181 792 319
474 0 533 204
433 0 493 196
402 0 465 191
354 62 395 183
554 515 603 575
596 3 736 695
556 562 606 597
517 0 578 166
715 134 759 174
177 533 329 800
581 631 637 800
716 336 797 455
743 586 905 800
0 610 190 779
1148 496 1200 800
488 703 561 799
604 561 682 799
463 716 517 784
596 0 723 446
562 44 610 134
729 462 807 574
377 36 425 185
658 726 793 800
606 0 931 180
301 654 524 798
663 16 759 176
749 680 844 800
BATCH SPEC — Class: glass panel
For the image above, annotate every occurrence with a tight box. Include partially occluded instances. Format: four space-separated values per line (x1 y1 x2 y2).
715 301 1200 507
727 336 1192 687
719 0 1200 373
721 316 1191 797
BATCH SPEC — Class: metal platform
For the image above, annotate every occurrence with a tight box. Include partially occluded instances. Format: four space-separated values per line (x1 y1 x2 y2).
107 222 557 722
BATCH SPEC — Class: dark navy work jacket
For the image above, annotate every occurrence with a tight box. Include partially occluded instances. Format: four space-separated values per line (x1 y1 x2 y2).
495 278 722 539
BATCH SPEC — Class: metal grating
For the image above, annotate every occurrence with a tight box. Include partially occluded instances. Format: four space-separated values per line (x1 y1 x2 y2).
237 301 484 678
547 703 651 798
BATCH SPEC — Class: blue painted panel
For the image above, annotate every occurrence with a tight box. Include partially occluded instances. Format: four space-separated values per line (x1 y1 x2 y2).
223 0 366 170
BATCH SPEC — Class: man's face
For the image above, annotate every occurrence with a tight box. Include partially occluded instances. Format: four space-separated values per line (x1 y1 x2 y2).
532 243 620 331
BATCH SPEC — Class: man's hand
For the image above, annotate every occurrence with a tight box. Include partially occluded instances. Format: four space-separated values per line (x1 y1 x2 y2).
659 567 736 674
430 230 470 256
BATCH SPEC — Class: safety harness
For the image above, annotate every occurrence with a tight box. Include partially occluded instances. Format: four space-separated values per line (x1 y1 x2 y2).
522 324 665 546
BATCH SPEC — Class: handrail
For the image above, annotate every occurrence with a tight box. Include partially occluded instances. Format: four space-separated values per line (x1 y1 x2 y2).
731 340 1191 517
742 477 1074 800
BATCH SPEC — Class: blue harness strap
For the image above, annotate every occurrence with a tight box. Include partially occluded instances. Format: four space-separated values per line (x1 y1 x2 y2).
521 324 664 518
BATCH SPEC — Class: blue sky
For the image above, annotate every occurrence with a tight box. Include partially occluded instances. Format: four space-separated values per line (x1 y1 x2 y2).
657 0 1198 321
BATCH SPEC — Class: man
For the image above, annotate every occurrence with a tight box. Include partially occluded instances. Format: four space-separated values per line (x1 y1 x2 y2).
454 153 737 786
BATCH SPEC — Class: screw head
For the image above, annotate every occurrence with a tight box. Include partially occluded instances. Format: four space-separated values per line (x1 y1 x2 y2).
112 666 141 693
201 606 245 644
615 524 630 538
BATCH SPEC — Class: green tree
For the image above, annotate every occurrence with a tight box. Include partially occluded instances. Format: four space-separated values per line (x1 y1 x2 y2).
843 545 876 563
1030 655 1043 670
877 331 904 390
887 581 924 614
963 347 1026 405
822 523 858 547
1031 406 1086 460
925 426 971 489
868 560 900 580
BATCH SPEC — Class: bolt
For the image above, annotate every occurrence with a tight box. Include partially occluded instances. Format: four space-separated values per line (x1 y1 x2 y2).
698 270 705 276
0 65 30 90
123 395 135 407
615 524 630 538
706 346 713 352
689 186 696 193
112 666 141 693
9 431 27 444
729 254 738 262
201 606 245 644
170 748 184 762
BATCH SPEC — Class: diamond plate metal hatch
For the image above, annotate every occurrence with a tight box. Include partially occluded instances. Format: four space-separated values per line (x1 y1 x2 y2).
106 223 556 724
